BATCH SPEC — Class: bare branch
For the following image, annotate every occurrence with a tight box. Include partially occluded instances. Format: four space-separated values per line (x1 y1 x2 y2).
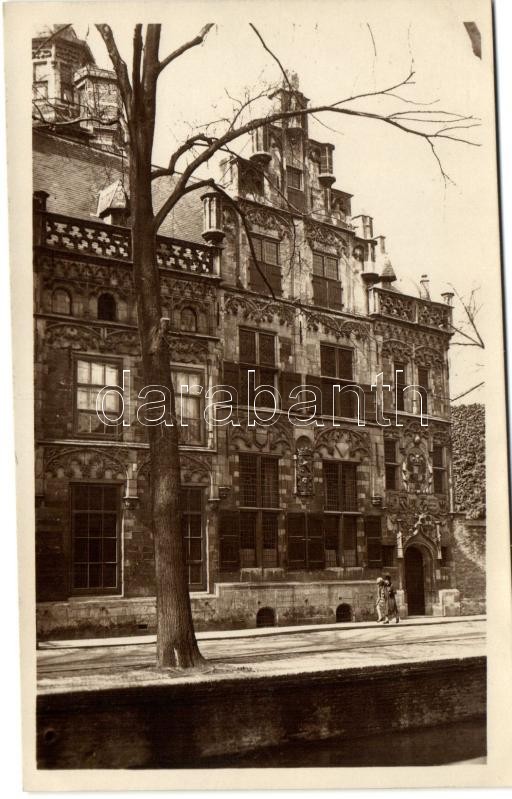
451 382 484 402
158 23 215 74
95 24 132 112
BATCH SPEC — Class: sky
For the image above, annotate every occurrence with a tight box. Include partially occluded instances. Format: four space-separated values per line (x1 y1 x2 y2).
66 0 498 404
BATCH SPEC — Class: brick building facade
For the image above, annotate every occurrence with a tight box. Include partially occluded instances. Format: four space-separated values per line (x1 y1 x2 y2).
33 27 473 639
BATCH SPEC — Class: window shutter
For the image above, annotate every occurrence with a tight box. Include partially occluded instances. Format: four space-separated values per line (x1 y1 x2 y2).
365 516 382 568
342 463 358 511
305 375 323 419
307 513 326 570
362 384 377 423
287 513 306 569
219 511 240 570
223 361 240 403
280 372 302 411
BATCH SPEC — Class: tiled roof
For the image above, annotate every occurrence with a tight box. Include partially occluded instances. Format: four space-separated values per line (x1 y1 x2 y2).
32 129 204 243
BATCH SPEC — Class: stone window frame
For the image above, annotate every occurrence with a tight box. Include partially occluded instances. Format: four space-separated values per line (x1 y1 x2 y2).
384 437 400 490
73 354 123 440
432 443 447 494
248 234 282 296
181 485 207 590
171 364 206 447
238 326 278 410
319 342 356 419
69 481 122 597
312 250 343 311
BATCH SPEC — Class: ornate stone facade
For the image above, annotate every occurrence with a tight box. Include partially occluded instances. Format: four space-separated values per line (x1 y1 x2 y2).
33 34 474 637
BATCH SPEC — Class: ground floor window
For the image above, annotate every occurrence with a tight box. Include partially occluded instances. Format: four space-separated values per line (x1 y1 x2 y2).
219 509 279 569
181 487 206 590
71 483 120 594
324 514 359 567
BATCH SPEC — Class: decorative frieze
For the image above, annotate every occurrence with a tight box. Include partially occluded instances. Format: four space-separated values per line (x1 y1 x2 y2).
304 309 370 340
237 200 291 239
314 426 371 459
304 219 348 256
43 446 129 480
224 292 295 327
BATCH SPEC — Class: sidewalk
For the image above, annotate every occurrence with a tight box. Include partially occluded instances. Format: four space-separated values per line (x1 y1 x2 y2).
39 613 487 650
37 616 486 695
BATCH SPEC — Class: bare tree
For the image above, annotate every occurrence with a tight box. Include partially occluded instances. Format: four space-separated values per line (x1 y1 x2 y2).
447 285 484 403
91 22 479 669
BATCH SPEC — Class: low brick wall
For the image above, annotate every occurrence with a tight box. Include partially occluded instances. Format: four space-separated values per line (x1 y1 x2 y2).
37 656 486 768
36 580 382 639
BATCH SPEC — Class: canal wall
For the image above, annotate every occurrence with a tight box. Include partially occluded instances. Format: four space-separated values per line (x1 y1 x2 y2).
37 655 486 769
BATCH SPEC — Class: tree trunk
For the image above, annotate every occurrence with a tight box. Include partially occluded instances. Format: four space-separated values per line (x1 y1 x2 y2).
130 121 203 669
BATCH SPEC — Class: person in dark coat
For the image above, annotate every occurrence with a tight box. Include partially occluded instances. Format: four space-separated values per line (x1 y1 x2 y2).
384 574 400 623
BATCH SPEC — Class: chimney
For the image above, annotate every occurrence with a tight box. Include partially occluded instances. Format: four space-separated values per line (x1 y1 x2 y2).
419 274 431 299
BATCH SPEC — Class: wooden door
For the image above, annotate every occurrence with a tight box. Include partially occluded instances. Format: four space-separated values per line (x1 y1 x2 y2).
405 546 425 615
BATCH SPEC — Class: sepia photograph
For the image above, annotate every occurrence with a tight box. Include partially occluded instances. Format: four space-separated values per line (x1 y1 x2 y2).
4 0 512 790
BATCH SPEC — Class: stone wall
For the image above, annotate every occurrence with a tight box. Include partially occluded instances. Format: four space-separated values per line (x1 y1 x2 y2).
451 515 486 615
36 580 382 640
37 656 486 768
451 403 485 520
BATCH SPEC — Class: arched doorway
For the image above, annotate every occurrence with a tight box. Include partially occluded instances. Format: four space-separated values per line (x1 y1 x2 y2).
405 546 426 615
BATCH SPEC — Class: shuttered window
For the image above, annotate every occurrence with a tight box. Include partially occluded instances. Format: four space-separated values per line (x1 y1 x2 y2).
286 513 325 570
181 487 205 589
320 345 356 418
395 362 406 411
312 252 343 310
323 461 358 511
365 516 383 568
249 235 282 296
239 328 278 408
384 438 399 490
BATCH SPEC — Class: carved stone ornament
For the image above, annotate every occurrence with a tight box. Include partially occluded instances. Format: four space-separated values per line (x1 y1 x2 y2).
305 309 370 341
39 254 134 294
44 322 103 351
44 446 128 481
167 334 208 363
374 320 449 348
304 220 348 256
381 338 413 362
105 328 141 355
238 200 291 239
160 276 217 303
295 437 315 496
417 300 450 331
228 415 293 455
401 434 432 494
378 292 415 322
315 426 371 459
224 292 295 327
414 345 444 369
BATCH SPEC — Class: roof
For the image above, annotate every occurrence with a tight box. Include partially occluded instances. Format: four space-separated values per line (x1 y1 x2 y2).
32 129 204 243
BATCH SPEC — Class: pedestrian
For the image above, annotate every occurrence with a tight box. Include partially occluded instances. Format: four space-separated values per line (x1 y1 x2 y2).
375 577 389 624
384 574 400 623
